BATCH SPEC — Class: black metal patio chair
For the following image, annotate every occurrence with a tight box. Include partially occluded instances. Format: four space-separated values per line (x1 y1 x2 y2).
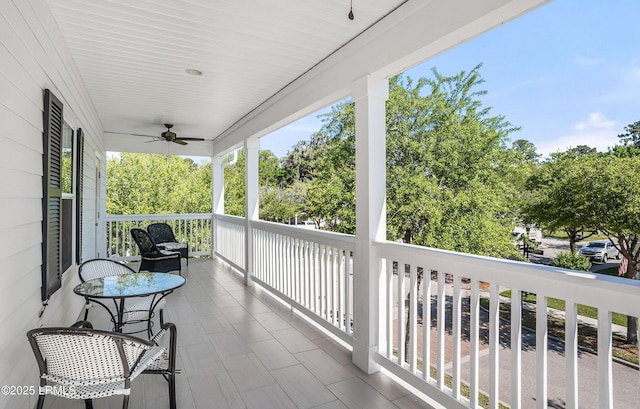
148 222 189 265
130 228 181 274
27 321 178 409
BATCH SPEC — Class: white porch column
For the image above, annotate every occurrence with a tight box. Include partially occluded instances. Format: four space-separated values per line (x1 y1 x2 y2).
352 74 388 374
212 156 224 256
244 138 260 286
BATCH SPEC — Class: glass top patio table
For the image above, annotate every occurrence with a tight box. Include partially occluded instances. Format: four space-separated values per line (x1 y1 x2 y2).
74 272 185 299
73 272 186 334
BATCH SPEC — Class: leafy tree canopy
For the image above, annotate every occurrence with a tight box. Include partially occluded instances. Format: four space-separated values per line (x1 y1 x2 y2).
610 120 640 157
523 151 600 251
106 153 211 215
296 65 523 258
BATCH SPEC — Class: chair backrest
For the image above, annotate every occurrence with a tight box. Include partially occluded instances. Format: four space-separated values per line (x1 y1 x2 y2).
148 223 177 244
131 228 163 257
79 258 136 282
27 326 154 391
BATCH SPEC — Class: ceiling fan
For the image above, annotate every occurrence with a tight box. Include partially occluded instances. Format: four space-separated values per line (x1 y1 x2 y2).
105 124 206 145
152 124 205 145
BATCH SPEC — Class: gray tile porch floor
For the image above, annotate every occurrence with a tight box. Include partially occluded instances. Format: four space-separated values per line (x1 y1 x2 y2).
42 257 435 409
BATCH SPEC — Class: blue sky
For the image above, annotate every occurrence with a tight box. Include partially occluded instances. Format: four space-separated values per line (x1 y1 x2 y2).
261 0 640 159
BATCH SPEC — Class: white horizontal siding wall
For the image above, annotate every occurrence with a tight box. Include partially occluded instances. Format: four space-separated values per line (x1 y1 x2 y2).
0 1 103 408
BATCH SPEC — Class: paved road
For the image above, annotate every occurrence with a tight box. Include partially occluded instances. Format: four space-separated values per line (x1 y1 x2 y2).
527 237 622 273
458 311 639 409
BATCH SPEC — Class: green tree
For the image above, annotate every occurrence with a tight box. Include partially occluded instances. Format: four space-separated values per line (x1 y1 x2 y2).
610 120 640 157
299 66 522 258
581 155 640 343
224 149 304 221
223 151 245 217
523 150 599 252
618 120 640 148
499 139 540 226
107 153 211 215
511 139 541 163
527 148 640 342
302 101 357 233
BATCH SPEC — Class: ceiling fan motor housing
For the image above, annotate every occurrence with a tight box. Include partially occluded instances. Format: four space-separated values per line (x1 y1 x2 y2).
161 130 177 140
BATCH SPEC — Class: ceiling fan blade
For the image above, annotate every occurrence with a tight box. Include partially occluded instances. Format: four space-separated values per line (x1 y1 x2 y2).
176 137 206 141
104 131 157 138
131 133 157 138
105 129 203 145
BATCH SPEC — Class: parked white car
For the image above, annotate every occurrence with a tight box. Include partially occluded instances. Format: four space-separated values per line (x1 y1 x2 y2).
578 240 620 263
511 226 542 246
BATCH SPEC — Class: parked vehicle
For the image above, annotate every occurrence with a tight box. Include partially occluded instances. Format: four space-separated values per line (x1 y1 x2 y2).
511 226 542 246
578 240 620 263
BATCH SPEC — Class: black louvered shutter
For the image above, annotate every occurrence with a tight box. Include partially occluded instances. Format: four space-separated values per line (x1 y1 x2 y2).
75 128 84 264
42 89 63 301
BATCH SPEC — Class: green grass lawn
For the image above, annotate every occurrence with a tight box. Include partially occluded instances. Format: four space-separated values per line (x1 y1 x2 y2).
499 289 628 327
597 266 623 276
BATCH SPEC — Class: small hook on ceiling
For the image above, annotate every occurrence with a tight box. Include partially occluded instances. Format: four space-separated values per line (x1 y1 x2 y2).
348 0 354 20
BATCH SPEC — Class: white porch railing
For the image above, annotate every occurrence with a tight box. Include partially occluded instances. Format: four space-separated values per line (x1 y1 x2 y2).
214 214 246 270
374 240 640 409
212 216 354 344
214 218 640 409
252 220 355 344
105 213 213 260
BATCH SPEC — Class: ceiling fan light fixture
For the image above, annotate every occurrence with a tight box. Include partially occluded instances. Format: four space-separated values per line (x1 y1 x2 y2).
185 68 203 76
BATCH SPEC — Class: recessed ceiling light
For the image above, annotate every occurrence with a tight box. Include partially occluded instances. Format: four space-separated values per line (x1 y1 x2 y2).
185 68 203 76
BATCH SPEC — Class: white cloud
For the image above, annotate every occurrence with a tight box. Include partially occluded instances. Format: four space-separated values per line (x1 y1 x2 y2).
537 113 619 158
573 112 616 131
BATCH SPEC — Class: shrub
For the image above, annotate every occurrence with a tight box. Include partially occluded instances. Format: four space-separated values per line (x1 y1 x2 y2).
552 251 591 271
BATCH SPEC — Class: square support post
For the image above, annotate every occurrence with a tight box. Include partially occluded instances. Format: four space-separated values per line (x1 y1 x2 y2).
212 156 224 256
352 74 388 374
244 138 260 286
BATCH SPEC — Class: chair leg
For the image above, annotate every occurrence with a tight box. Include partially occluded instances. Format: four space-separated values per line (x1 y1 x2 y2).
122 394 129 409
168 323 177 409
160 308 165 326
84 399 94 409
83 302 90 320
36 395 45 409
169 372 177 409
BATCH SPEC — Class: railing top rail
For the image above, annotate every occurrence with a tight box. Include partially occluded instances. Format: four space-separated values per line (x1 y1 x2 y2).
252 219 356 249
105 213 213 221
214 215 356 249
374 240 640 316
215 214 245 223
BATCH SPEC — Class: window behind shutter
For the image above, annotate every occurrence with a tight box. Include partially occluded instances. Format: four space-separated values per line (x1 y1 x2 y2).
42 89 63 301
75 128 84 264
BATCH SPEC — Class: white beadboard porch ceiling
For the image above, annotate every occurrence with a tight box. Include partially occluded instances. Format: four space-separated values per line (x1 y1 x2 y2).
46 0 551 156
45 0 407 151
